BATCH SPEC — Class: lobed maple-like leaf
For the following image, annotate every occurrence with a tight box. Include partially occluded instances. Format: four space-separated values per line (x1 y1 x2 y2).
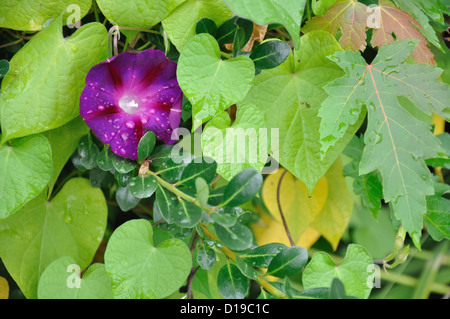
319 40 450 243
302 0 369 51
371 0 436 65
303 0 436 65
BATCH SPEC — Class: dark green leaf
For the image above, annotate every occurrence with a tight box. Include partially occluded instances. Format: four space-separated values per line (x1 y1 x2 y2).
152 150 192 181
235 256 258 280
110 151 137 174
217 263 249 299
181 95 192 122
0 59 9 78
96 147 114 172
196 17 218 37
249 40 291 69
197 244 217 270
155 184 178 223
115 185 140 212
295 288 330 299
329 277 347 299
114 170 133 187
172 199 203 228
233 27 246 57
77 134 99 170
179 156 217 189
214 223 253 251
210 207 245 227
71 151 87 172
240 243 287 268
208 186 225 206
137 131 156 163
216 16 253 45
221 168 263 207
129 175 158 199
89 167 114 189
266 246 308 277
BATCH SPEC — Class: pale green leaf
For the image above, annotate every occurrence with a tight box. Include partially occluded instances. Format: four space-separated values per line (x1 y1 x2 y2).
302 244 373 299
0 18 108 142
223 0 306 49
0 178 107 298
43 116 89 195
104 219 192 299
202 104 268 180
0 135 53 219
96 0 186 29
177 33 255 130
0 0 92 31
242 30 363 192
38 256 113 299
162 0 232 51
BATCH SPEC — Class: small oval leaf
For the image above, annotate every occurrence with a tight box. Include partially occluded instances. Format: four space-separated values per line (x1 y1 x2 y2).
266 246 308 277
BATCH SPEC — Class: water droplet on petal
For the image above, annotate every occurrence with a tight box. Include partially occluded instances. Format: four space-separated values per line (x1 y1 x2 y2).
120 132 130 141
125 121 135 129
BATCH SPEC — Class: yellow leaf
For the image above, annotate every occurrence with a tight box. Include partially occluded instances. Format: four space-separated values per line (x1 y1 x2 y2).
253 157 353 250
310 157 353 250
0 276 9 299
251 206 321 249
261 168 328 242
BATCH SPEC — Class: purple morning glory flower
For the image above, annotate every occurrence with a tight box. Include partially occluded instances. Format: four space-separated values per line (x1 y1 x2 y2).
79 49 182 160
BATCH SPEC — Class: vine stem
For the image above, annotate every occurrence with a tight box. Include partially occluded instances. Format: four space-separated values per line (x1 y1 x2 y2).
147 170 215 214
147 169 287 299
0 38 23 49
199 224 287 299
107 25 160 57
277 170 295 246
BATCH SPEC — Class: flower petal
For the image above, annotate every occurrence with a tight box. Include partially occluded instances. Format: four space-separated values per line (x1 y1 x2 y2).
80 49 183 159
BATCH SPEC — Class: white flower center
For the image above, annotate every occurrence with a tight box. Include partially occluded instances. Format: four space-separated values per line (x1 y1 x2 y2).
119 94 140 114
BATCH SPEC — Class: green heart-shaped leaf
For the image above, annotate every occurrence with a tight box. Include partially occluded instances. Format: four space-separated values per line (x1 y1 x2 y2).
0 178 107 298
202 103 268 180
302 244 373 299
38 256 113 299
242 31 364 193
0 135 53 219
162 0 232 51
177 33 255 130
104 219 192 299
43 116 90 194
96 0 185 29
0 17 108 142
0 0 92 31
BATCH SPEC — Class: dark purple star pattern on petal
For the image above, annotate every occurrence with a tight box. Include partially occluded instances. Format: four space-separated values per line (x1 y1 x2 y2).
79 49 182 160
